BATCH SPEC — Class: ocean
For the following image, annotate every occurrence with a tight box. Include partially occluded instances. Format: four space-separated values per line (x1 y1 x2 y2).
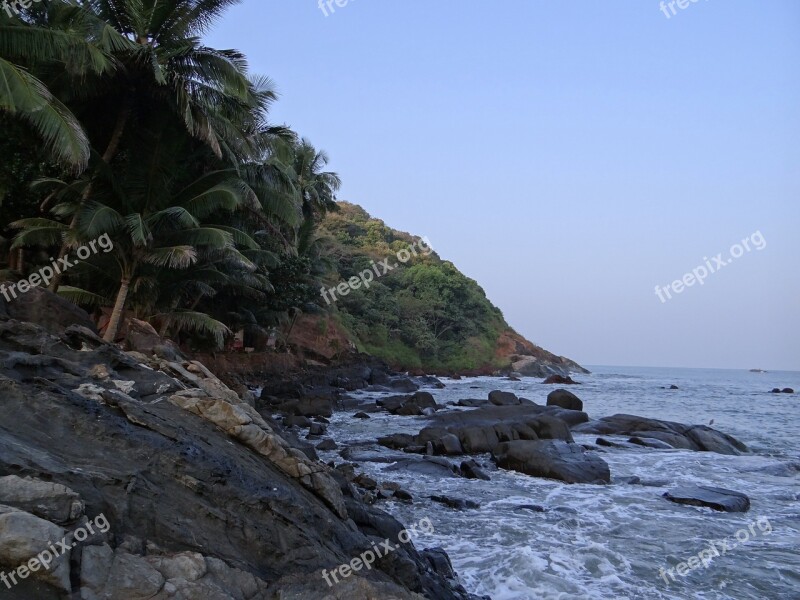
318 366 800 600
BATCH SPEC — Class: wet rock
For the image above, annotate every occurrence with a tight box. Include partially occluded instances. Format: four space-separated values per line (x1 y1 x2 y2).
573 414 748 455
456 399 490 408
492 440 611 484
284 415 312 428
419 375 446 389
628 436 674 450
669 385 679 390
596 437 639 449
393 489 413 502
316 439 338 451
379 391 439 416
308 422 327 436
782 388 794 394
770 388 781 393
354 474 378 490
422 547 456 579
389 377 420 393
384 457 462 479
542 375 580 385
460 459 491 481
547 389 583 411
663 486 751 512
514 504 546 513
353 411 371 419
431 495 481 510
488 390 519 406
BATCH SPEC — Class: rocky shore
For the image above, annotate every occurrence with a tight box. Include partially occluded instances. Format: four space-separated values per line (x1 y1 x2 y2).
0 292 482 600
0 291 758 599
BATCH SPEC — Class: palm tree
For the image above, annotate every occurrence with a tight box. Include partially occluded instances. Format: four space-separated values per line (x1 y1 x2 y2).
0 2 129 170
289 138 342 221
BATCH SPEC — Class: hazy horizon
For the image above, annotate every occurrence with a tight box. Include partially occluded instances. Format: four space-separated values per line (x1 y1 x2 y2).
208 1 799 371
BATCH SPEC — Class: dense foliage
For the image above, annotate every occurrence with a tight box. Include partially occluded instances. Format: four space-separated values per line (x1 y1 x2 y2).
318 203 509 371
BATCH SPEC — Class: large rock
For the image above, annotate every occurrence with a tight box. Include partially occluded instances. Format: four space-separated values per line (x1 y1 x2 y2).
493 440 611 484
488 390 519 406
663 486 751 512
0 475 84 525
1 287 96 336
0 506 71 591
0 317 474 600
546 389 583 411
573 414 748 455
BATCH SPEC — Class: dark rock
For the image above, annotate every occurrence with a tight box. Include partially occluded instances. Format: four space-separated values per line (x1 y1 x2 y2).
460 459 491 481
663 486 751 513
456 399 490 408
430 495 480 510
393 489 413 502
669 385 679 390
542 375 579 385
514 504 545 513
782 388 794 394
419 375 446 389
389 378 419 393
770 388 782 393
284 415 312 428
422 548 456 579
384 457 461 478
546 389 583 411
492 440 611 484
378 433 416 450
628 436 674 450
0 316 473 600
308 423 327 436
353 411 371 419
488 390 519 406
573 414 748 455
2 287 97 336
354 474 378 490
316 439 338 451
596 437 639 449
379 391 438 416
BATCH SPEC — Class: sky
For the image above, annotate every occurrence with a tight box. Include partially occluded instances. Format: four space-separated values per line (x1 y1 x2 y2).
206 1 799 371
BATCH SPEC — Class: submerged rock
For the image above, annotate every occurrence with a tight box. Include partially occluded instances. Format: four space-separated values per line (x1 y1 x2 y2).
663 486 751 512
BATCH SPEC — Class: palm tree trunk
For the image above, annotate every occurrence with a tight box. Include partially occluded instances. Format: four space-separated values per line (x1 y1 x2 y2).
103 277 130 343
48 106 131 292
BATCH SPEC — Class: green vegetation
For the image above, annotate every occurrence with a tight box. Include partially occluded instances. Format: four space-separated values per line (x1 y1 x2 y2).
0 1 516 371
318 203 510 371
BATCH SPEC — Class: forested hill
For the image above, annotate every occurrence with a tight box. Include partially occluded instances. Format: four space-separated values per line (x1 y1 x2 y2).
314 202 584 375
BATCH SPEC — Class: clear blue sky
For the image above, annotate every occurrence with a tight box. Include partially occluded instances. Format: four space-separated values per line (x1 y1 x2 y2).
207 1 799 370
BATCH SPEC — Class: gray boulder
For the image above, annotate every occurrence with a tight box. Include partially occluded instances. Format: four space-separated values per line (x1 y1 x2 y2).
547 389 583 411
663 486 750 512
493 440 611 484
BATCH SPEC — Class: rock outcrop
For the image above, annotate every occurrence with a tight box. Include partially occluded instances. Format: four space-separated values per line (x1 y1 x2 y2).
0 298 477 599
573 414 749 455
